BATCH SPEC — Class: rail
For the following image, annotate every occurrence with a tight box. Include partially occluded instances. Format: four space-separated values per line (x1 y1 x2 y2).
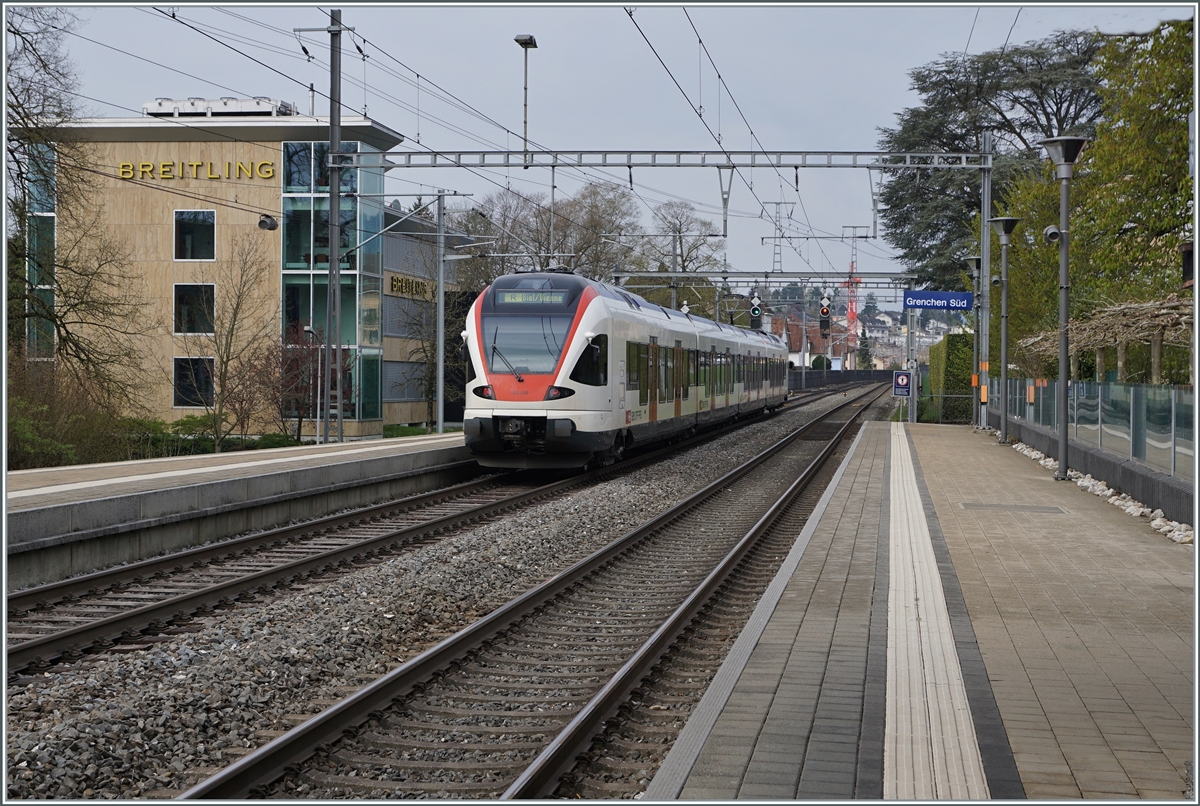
177 385 885 799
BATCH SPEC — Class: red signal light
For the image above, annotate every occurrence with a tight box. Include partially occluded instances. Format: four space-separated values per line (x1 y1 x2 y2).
820 306 830 318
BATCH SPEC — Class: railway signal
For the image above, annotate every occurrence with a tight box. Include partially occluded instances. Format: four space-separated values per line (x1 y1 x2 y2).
819 303 831 336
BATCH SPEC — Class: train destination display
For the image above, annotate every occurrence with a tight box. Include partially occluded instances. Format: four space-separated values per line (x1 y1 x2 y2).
497 290 569 305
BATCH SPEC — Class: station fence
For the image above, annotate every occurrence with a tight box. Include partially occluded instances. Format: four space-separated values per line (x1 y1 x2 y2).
989 378 1194 481
789 369 896 389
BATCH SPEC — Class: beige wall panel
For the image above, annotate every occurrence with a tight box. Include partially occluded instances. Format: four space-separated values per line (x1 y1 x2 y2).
384 402 433 427
66 140 287 425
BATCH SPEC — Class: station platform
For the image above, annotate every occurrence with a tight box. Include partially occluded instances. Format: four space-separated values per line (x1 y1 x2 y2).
646 421 1194 800
6 433 473 588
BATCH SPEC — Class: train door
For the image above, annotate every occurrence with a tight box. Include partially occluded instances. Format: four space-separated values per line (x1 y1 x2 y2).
674 341 683 419
648 337 658 422
709 347 716 411
725 348 732 409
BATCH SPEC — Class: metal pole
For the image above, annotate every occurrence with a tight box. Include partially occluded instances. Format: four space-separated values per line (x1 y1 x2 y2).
522 46 529 167
1000 237 1009 443
980 130 992 429
436 192 446 435
1056 175 1070 480
548 165 555 266
972 267 980 427
329 9 343 442
801 300 807 390
907 305 917 424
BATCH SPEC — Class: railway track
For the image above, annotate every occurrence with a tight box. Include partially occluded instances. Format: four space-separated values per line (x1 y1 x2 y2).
6 386 846 679
179 383 887 799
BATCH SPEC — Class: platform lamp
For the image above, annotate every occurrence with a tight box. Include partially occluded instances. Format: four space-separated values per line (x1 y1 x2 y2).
965 255 982 427
514 34 537 167
1039 135 1090 481
989 217 1020 445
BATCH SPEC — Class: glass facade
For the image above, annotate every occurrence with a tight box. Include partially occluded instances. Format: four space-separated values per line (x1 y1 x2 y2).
26 144 56 359
282 140 383 422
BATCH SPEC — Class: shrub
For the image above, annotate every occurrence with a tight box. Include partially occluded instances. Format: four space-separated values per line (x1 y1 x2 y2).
253 433 300 449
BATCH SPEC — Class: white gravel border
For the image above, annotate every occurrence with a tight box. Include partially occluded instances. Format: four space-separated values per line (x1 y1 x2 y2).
1003 435 1194 546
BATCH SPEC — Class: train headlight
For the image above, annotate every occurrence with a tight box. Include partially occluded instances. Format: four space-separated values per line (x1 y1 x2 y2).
472 385 495 399
544 386 575 400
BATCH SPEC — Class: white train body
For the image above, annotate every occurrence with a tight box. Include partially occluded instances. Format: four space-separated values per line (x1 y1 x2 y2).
462 272 788 469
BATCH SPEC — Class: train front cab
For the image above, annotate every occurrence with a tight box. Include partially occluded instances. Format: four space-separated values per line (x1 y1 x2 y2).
463 274 622 468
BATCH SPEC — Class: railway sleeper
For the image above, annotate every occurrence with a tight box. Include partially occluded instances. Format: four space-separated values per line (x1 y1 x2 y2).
299 770 506 796
380 717 561 735
331 750 534 774
354 731 548 754
428 693 591 707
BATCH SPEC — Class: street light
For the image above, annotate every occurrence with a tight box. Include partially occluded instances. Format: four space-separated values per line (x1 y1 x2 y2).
302 325 323 444
514 34 537 168
1039 135 1089 481
965 255 982 427
989 217 1020 445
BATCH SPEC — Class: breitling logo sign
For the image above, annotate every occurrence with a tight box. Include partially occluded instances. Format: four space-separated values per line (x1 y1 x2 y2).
118 161 275 180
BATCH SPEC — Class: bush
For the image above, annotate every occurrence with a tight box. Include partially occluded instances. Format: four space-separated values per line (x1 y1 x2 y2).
7 398 77 469
253 433 300 449
384 424 430 438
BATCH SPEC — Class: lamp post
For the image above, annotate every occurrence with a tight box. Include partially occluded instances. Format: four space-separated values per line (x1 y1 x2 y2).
965 256 981 427
989 217 1020 445
302 325 323 444
1039 136 1089 481
514 35 537 168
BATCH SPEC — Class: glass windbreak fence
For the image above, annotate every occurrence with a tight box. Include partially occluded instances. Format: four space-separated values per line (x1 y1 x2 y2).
991 378 1194 480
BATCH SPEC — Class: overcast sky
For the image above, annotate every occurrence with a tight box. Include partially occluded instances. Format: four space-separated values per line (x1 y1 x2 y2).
63 3 1194 308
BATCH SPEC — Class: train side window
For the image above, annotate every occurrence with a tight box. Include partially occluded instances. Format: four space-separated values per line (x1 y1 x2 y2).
569 334 608 386
638 344 649 407
626 341 640 391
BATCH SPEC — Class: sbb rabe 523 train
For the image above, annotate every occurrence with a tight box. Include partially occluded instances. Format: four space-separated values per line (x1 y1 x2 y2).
461 271 788 469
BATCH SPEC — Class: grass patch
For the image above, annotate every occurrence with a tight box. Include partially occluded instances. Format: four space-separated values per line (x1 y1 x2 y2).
383 425 464 438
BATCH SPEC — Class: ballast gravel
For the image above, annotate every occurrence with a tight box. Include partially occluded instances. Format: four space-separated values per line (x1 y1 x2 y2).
6 396 855 800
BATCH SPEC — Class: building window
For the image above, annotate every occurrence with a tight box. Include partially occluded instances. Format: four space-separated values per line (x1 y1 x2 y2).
284 142 312 192
283 198 313 269
174 357 214 407
174 284 215 334
175 210 215 260
26 212 56 358
383 293 431 339
383 360 426 402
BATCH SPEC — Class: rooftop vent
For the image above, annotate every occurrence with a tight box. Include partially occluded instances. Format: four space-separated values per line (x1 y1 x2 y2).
142 97 297 118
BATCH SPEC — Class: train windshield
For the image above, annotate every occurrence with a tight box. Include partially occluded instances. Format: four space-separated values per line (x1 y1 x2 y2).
481 315 574 375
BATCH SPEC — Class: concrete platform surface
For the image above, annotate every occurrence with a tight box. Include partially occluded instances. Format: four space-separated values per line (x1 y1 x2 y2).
6 433 466 511
647 421 1193 800
6 434 474 588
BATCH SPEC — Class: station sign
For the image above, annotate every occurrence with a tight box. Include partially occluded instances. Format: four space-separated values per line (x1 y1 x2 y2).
893 371 912 397
902 290 972 311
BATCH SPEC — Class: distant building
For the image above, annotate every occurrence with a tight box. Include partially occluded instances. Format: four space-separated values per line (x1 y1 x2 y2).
26 98 468 437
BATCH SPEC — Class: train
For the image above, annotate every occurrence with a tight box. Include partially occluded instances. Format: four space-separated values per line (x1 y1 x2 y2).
461 270 789 469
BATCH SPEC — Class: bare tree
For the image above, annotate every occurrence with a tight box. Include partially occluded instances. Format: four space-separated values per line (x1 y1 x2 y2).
175 234 280 452
638 200 726 273
7 7 157 414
